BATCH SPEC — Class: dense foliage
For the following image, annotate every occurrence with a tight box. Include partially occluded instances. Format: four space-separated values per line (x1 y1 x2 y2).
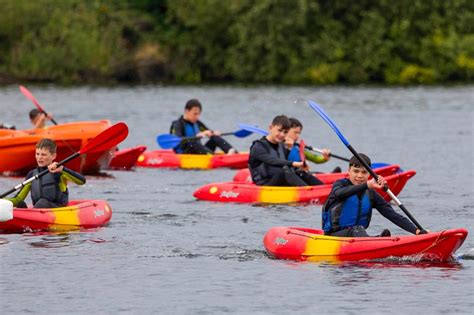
0 0 472 84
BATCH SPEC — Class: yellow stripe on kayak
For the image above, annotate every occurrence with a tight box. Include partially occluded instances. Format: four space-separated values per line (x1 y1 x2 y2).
179 154 212 169
259 186 299 203
49 205 81 231
303 235 342 262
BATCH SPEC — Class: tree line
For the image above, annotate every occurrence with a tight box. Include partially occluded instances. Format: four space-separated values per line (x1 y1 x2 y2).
0 0 472 84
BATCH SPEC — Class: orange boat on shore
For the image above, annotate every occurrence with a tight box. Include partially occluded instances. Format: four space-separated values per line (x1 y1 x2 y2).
0 120 114 175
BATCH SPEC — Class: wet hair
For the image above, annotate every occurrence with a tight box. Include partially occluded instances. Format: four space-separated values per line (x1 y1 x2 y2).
289 118 303 130
349 153 371 168
29 109 41 120
271 115 291 131
185 99 202 111
36 138 57 154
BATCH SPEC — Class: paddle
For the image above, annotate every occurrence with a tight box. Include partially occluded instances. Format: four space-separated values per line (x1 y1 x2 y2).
0 122 129 199
157 129 252 149
238 123 350 162
307 100 425 232
19 85 58 125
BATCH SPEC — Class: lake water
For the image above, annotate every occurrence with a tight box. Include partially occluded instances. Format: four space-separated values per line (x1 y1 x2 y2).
0 85 473 314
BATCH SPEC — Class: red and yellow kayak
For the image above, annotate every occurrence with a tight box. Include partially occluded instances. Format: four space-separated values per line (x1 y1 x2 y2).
0 120 114 175
264 226 468 262
193 170 416 204
0 200 112 233
232 164 400 183
109 146 147 170
136 149 249 169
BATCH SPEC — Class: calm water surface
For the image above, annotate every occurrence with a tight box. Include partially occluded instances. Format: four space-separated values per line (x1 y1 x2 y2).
0 85 473 314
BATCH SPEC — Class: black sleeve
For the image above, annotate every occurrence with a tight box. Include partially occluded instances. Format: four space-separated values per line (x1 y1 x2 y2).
250 142 293 167
197 120 209 132
373 191 417 234
170 120 185 137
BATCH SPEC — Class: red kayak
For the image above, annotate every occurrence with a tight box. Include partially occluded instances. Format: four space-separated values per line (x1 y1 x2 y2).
109 146 147 170
232 164 400 183
193 170 416 204
136 149 249 169
263 226 468 262
0 200 112 233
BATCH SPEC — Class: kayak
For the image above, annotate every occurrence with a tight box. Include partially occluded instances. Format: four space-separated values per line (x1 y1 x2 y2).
263 226 468 262
232 164 401 183
0 200 112 233
193 170 416 204
109 146 147 170
0 120 114 175
136 149 249 169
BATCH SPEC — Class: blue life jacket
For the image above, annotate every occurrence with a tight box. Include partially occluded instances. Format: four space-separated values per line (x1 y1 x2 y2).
322 188 373 233
184 122 200 137
288 145 302 162
30 168 68 206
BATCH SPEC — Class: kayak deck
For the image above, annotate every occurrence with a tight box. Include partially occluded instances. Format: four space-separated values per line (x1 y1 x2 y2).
264 227 468 262
194 170 416 204
136 149 249 169
0 200 112 233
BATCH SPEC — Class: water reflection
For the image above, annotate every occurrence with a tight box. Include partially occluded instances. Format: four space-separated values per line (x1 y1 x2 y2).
23 231 108 248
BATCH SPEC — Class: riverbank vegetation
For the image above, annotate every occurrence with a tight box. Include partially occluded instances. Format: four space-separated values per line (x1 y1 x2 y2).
1 0 472 84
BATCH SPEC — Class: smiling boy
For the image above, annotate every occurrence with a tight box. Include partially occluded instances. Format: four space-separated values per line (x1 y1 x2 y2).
248 115 317 186
322 153 424 237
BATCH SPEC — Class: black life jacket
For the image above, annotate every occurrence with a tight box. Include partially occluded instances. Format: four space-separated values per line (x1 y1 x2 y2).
30 168 68 206
249 138 287 184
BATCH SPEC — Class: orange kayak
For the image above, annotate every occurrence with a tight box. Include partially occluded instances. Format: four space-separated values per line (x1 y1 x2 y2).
136 150 249 169
232 164 401 183
264 226 468 262
0 200 112 233
193 170 416 204
109 146 147 170
0 120 114 175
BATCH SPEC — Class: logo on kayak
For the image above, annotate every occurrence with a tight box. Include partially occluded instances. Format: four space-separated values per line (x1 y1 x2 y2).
220 191 240 198
274 237 288 245
94 209 105 217
147 158 164 165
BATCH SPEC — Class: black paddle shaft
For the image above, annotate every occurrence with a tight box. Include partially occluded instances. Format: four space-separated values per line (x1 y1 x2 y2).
346 144 425 231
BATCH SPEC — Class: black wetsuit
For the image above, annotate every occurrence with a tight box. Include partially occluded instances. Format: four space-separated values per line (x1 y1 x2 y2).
323 179 418 237
170 116 233 154
248 137 321 186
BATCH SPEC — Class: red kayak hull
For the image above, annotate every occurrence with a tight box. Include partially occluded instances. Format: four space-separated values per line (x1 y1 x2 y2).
264 227 468 262
232 164 401 184
136 149 249 169
193 170 416 204
0 200 112 233
109 146 147 170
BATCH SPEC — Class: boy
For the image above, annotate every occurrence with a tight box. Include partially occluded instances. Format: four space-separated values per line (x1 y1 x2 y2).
322 153 425 237
29 109 53 129
170 99 237 154
6 139 86 208
248 115 319 186
286 118 331 165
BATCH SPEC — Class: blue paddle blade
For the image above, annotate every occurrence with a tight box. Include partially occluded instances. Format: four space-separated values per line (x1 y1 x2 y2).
233 129 253 138
307 100 350 147
156 134 182 149
238 123 268 136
